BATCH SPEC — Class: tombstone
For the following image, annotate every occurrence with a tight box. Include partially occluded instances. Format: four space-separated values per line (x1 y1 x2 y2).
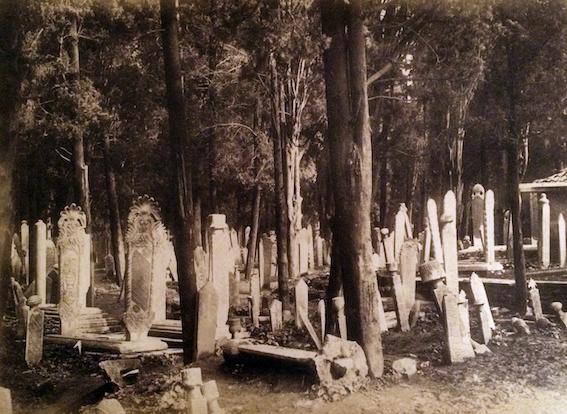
183 368 207 414
196 281 218 359
457 290 475 358
244 226 251 250
381 228 394 266
250 272 260 328
394 204 408 261
297 306 322 350
294 279 308 329
57 205 89 336
202 380 224 414
0 387 13 414
104 253 116 281
21 220 29 284
332 296 347 340
420 260 447 315
229 228 240 267
376 289 388 332
261 235 273 286
11 235 23 283
33 221 46 304
443 292 472 364
391 270 410 332
441 191 458 294
298 228 309 275
229 267 240 307
399 240 419 311
269 299 283 332
123 196 169 340
257 240 264 288
538 194 551 268
559 213 566 267
422 219 432 263
318 299 325 341
207 214 232 339
551 302 567 329
314 227 324 268
484 190 496 264
471 184 485 249
427 199 444 264
307 224 314 270
11 278 29 338
194 246 209 291
528 279 544 321
25 295 44 367
469 272 495 330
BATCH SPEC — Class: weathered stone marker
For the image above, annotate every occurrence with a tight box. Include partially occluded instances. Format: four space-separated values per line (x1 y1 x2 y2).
422 218 432 262
443 292 473 364
399 241 419 311
0 387 13 414
21 220 29 284
57 205 89 336
318 299 326 341
207 214 232 339
182 368 207 414
297 306 322 350
484 190 496 264
202 380 224 414
539 193 550 269
394 204 408 261
551 302 567 328
294 278 308 329
11 278 29 338
194 246 209 291
527 279 544 321
441 191 458 294
196 281 218 359
420 260 447 315
250 272 261 328
314 226 324 268
457 290 475 358
469 272 495 330
559 213 566 267
391 269 410 332
124 196 168 340
269 299 283 332
25 295 44 367
471 184 485 249
377 290 388 332
427 199 444 264
35 220 47 304
332 296 347 340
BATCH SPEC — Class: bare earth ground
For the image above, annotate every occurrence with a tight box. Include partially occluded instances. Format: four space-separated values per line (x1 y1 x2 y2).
3 271 567 413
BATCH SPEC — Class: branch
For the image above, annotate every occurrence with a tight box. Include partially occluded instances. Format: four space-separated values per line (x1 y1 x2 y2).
367 62 393 86
198 122 258 138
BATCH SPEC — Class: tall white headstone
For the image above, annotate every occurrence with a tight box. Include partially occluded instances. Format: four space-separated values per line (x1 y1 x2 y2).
35 220 47 304
484 190 496 264
539 193 550 269
559 213 566 267
471 184 485 249
441 192 458 294
208 214 231 339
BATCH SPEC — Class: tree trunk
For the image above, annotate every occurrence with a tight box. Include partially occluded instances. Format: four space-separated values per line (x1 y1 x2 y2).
245 186 261 279
103 135 125 286
284 146 300 279
160 0 197 363
269 55 291 313
321 0 384 377
193 194 202 248
506 43 527 316
325 226 342 336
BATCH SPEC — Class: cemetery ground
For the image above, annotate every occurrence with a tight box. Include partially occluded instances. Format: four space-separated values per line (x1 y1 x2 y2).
3 270 567 413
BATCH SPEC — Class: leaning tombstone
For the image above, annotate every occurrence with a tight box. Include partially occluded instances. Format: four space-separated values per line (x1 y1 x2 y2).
123 196 169 340
443 292 473 364
457 290 475 358
294 278 308 329
469 272 495 330
11 278 29 339
25 295 44 367
202 380 224 414
390 264 410 332
394 204 409 261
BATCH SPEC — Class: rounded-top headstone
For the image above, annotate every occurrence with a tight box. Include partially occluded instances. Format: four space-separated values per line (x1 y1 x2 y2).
419 260 446 283
27 295 42 307
472 184 485 198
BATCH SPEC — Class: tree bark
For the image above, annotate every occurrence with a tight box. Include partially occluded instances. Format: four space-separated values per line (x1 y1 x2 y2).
506 43 527 315
325 226 342 336
245 186 261 280
103 135 125 286
160 0 197 363
321 0 384 377
269 55 291 313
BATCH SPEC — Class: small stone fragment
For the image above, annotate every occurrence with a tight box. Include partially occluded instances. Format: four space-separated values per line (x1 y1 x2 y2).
94 399 126 414
392 357 417 378
511 317 530 335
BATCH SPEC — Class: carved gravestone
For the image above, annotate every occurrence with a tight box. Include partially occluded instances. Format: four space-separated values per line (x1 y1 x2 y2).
25 295 44 367
392 270 410 332
269 299 283 332
443 292 472 364
295 279 309 329
539 194 550 269
471 184 485 249
124 196 169 340
441 191 459 294
427 199 444 264
457 290 475 358
469 272 495 330
196 281 218 359
250 272 261 328
394 204 408 261
57 205 89 336
207 214 231 339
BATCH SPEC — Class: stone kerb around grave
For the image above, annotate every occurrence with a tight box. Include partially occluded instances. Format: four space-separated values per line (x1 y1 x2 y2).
57 204 89 336
123 196 169 341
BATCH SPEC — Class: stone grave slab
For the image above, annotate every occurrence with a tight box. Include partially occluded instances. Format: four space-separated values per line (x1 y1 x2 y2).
196 281 218 359
25 296 44 367
295 279 308 329
45 333 167 354
399 240 418 311
441 191 458 294
469 273 495 330
269 299 283 332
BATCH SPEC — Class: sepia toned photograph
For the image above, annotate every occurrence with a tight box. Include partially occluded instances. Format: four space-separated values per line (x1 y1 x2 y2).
1 0 567 412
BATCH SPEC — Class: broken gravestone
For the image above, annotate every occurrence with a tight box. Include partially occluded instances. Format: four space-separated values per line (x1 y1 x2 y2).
25 295 44 367
443 292 474 364
182 368 207 414
457 290 475 358
469 272 495 330
392 357 417 378
391 268 410 332
527 279 544 321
